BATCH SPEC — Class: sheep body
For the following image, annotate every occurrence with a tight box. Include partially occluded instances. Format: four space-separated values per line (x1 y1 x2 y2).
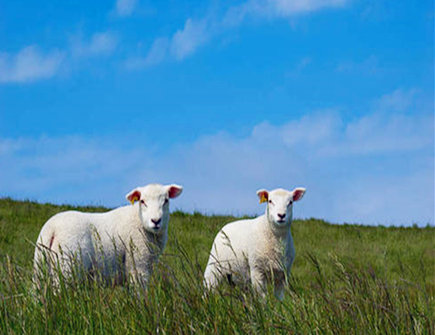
203 187 305 300
33 183 182 288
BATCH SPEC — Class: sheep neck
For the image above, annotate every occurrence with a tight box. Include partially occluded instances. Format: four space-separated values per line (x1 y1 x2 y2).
258 215 293 272
259 214 292 242
121 206 167 255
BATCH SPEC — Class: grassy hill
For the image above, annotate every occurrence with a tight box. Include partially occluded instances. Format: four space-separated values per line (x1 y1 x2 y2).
0 198 434 334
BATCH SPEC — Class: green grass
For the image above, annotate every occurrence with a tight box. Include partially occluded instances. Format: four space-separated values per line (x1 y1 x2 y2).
0 198 434 334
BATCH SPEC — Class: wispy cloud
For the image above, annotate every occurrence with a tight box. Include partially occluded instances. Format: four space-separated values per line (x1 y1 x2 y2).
124 38 170 69
0 136 152 204
1 89 433 226
223 0 349 26
257 109 432 157
0 31 119 84
71 31 118 58
336 55 380 75
0 46 65 83
376 88 418 112
115 0 138 17
170 19 210 60
127 0 350 68
125 18 210 69
296 57 312 70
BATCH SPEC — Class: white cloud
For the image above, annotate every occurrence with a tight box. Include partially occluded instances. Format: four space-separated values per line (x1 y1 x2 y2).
0 46 65 83
0 138 23 155
0 136 153 203
126 19 210 69
160 105 433 225
145 38 170 65
130 0 349 68
115 0 137 17
223 0 349 27
251 108 433 158
340 113 431 155
0 31 119 84
170 19 209 60
71 31 118 58
376 88 417 112
0 90 433 226
124 38 170 69
266 0 348 16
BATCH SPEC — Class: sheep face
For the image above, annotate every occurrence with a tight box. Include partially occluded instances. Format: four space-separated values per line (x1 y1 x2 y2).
257 187 306 227
126 184 183 234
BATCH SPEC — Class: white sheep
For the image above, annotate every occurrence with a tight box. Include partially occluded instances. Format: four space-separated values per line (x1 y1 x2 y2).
33 183 183 289
203 187 306 300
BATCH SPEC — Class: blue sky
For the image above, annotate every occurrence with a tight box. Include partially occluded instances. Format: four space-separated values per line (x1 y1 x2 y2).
0 0 433 226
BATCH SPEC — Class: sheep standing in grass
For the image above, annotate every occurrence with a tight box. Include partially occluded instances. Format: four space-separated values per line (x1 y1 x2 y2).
203 187 306 300
33 183 183 289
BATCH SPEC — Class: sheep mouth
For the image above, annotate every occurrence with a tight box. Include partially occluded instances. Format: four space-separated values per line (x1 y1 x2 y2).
152 224 161 230
276 219 286 224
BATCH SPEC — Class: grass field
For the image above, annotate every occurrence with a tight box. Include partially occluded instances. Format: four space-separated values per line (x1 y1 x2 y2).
0 198 434 334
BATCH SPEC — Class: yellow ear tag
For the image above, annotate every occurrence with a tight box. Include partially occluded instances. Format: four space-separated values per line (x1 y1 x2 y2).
259 194 267 204
130 196 139 205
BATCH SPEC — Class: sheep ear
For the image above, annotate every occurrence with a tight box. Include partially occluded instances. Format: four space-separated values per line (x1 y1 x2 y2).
167 184 183 199
256 189 269 204
126 189 141 205
292 188 306 202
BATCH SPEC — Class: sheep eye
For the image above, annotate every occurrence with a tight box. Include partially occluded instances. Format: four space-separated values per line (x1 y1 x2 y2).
288 201 293 206
140 200 146 206
164 198 169 205
268 200 273 204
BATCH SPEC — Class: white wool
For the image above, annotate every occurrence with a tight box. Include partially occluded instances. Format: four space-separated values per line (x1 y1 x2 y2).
203 187 306 300
33 183 182 289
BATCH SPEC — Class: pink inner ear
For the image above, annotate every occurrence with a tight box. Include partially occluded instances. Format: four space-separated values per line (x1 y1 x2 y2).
127 190 141 202
168 186 182 198
293 189 304 201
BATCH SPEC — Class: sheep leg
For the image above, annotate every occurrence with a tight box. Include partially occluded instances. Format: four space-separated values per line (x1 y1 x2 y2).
125 248 153 289
250 268 266 298
274 282 285 301
273 270 286 301
127 261 152 289
203 262 223 291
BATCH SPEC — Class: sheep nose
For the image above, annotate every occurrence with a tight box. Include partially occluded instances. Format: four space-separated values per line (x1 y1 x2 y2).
151 218 162 225
277 213 286 219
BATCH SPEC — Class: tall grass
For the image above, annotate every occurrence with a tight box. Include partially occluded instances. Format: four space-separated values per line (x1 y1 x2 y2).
0 198 433 334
